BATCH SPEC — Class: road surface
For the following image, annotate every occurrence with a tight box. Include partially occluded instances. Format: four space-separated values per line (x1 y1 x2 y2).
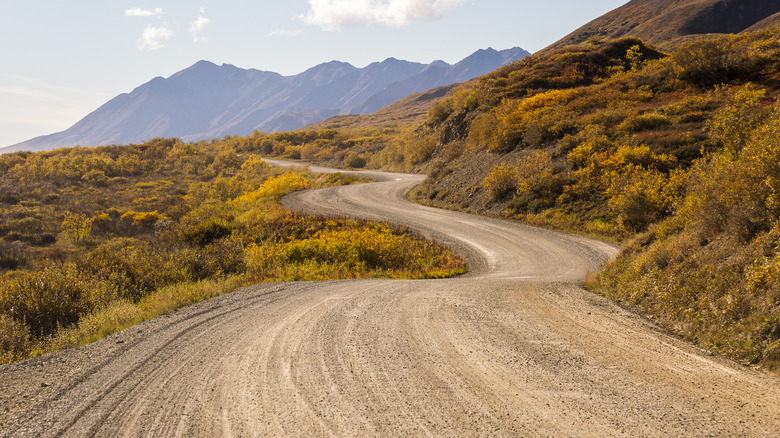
1 165 778 437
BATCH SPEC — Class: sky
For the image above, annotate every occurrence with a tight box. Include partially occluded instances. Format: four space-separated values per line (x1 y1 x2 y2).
0 0 629 147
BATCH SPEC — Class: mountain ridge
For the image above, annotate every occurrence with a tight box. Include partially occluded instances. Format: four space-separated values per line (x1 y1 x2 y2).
546 0 780 51
3 47 529 153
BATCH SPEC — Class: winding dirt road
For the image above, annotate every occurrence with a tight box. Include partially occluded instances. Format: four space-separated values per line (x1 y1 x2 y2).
2 165 779 437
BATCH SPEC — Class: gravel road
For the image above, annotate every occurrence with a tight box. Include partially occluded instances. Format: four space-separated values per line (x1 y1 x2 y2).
1 165 779 437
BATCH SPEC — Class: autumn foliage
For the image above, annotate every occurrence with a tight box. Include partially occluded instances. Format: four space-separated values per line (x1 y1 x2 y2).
0 139 465 364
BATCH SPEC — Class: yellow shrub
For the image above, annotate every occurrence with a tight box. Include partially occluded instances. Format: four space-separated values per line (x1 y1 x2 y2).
246 224 466 281
606 165 675 231
707 84 767 159
521 150 556 187
235 173 310 203
466 112 498 150
514 89 578 113
0 313 30 364
482 163 517 200
61 213 91 243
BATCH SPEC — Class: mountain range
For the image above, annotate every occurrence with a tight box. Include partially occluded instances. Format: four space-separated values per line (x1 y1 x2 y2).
3 47 529 153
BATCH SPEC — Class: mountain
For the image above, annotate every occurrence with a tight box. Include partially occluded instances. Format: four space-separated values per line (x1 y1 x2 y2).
546 0 780 51
3 47 529 153
349 47 529 115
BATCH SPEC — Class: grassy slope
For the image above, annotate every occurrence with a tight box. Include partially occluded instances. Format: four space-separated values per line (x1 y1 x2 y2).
416 30 780 371
744 11 780 33
0 140 466 364
266 28 780 372
303 84 457 131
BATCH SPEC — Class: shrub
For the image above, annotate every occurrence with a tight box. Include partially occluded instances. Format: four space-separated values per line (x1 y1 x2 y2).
61 213 91 243
235 173 310 203
706 84 767 159
671 37 753 87
81 244 139 299
618 112 670 132
507 151 567 214
120 211 168 234
0 241 27 270
0 264 90 336
82 170 108 186
343 152 366 169
482 163 517 201
606 165 676 232
399 130 438 166
466 112 498 150
90 213 114 235
240 156 271 175
0 314 30 363
514 150 556 196
210 149 244 171
246 222 465 280
428 99 454 124
182 218 234 246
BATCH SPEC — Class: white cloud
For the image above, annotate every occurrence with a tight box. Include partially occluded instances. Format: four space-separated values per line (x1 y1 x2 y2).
189 7 210 42
137 24 174 51
268 28 302 38
300 0 466 31
125 7 164 17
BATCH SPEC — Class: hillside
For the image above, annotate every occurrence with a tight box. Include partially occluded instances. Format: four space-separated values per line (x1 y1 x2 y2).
744 11 780 32
302 84 457 131
547 0 780 51
407 30 780 371
2 48 529 153
0 138 466 364
250 26 780 372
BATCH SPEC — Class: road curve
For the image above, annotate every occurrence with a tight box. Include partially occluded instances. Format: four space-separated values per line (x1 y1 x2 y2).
1 165 779 437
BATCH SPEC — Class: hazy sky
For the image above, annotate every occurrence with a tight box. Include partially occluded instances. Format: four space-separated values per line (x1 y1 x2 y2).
0 0 628 147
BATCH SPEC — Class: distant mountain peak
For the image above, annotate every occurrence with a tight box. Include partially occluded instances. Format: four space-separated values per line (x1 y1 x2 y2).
314 60 355 69
193 59 217 67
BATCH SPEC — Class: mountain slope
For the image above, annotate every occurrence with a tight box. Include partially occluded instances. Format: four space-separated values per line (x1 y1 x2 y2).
547 0 780 51
3 47 529 153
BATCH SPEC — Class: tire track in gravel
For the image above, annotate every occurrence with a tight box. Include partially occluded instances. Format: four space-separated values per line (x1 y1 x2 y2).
2 164 779 437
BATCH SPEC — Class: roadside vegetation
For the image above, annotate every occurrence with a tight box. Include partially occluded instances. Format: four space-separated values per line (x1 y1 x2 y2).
0 139 466 364
256 28 780 372
4 26 780 372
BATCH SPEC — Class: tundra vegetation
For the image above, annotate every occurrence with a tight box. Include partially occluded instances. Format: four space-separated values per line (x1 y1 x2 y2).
4 28 780 372
255 30 780 372
0 139 466 364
